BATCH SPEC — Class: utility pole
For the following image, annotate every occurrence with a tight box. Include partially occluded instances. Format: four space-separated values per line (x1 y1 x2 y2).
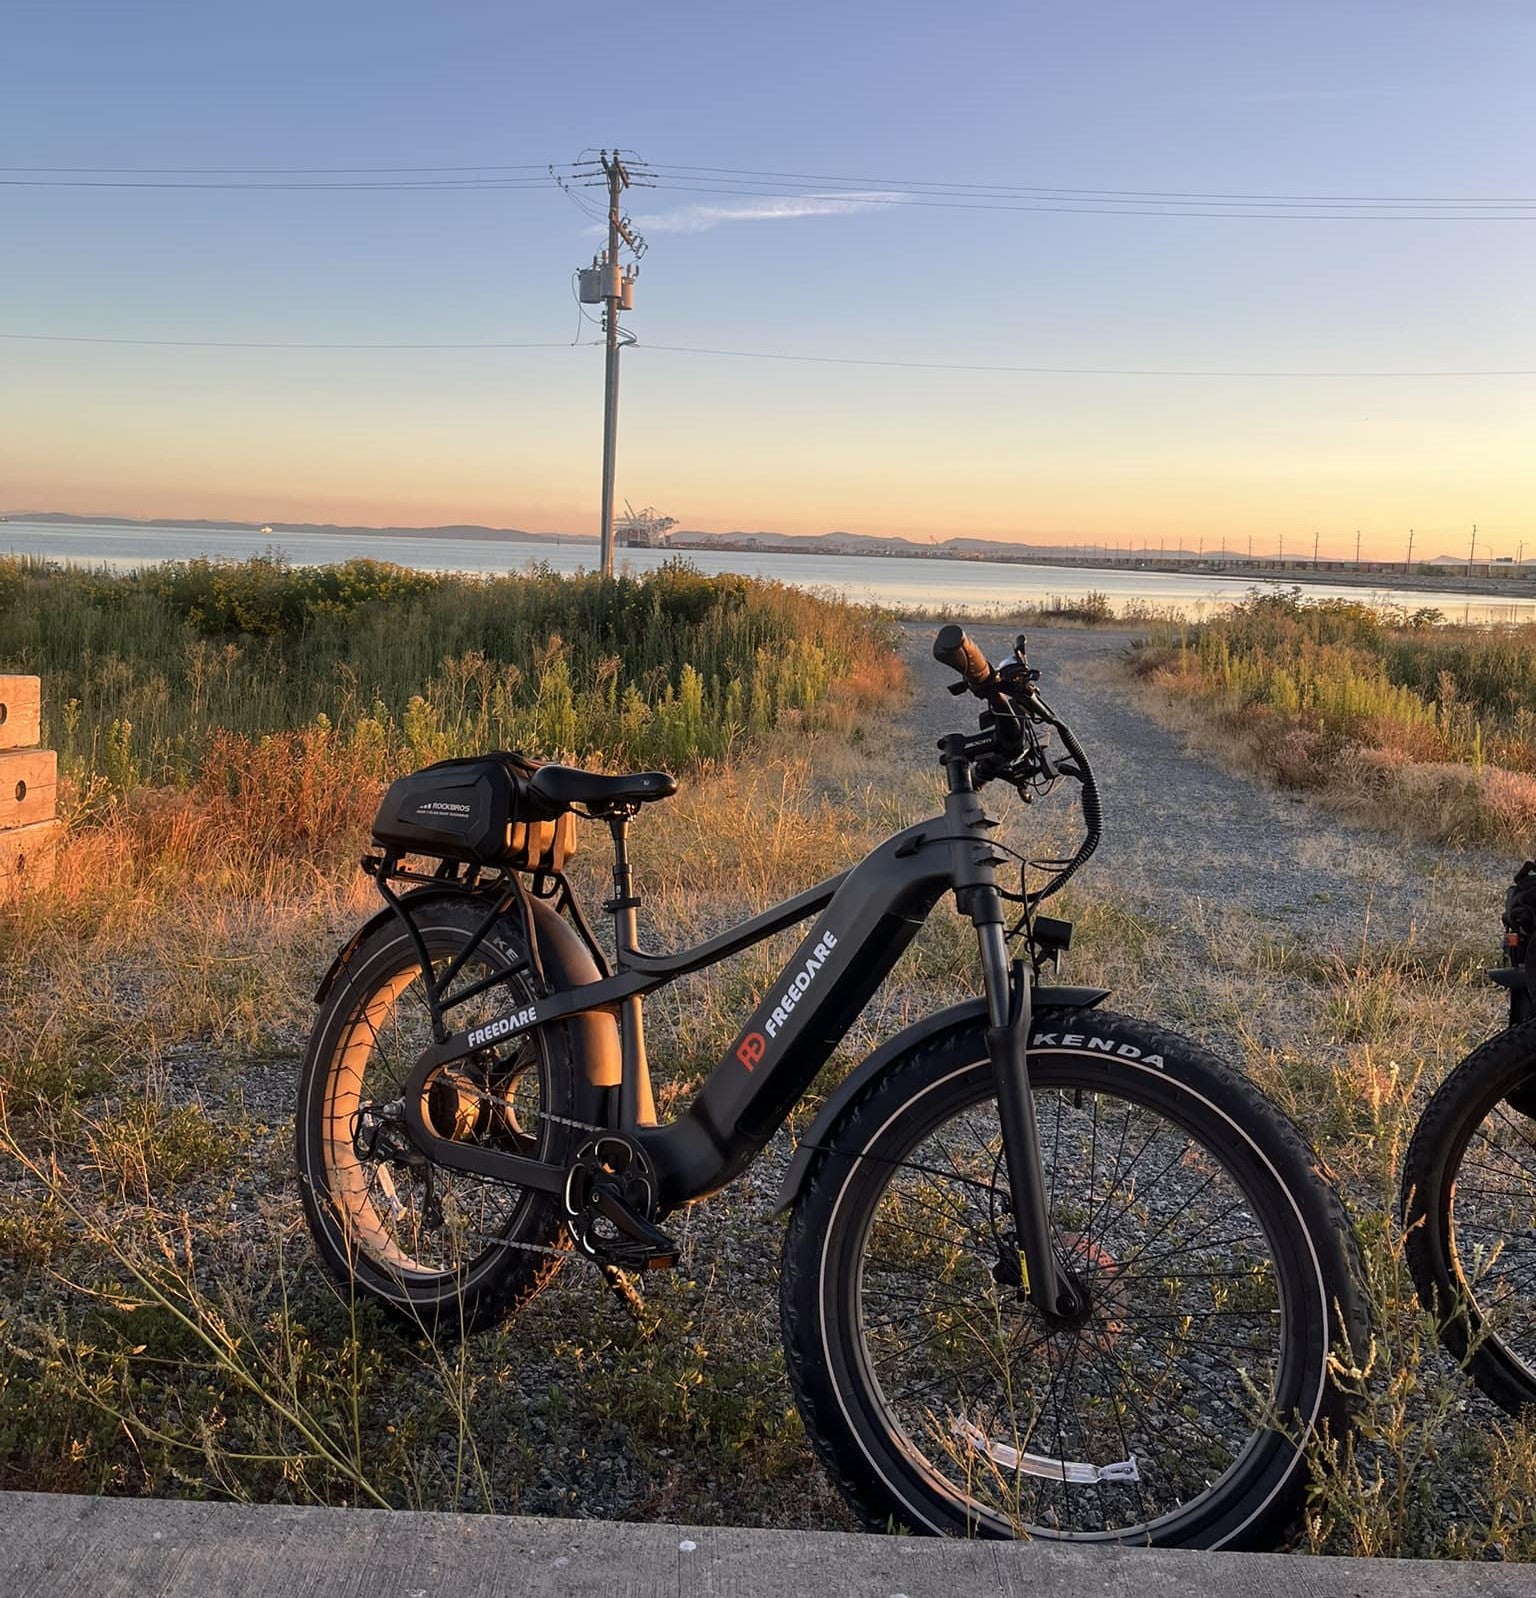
571 150 650 577
1313 529 1320 569
1468 523 1478 578
1406 528 1414 572
1354 529 1361 568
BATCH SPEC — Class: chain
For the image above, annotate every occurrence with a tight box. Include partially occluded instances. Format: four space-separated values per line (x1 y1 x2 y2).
364 1077 608 1263
466 1083 608 1140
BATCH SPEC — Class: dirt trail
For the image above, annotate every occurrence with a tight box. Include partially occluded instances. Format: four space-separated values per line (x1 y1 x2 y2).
901 623 1510 951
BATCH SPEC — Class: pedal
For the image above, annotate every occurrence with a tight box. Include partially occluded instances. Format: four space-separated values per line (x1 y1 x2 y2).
587 1186 680 1269
599 1263 653 1329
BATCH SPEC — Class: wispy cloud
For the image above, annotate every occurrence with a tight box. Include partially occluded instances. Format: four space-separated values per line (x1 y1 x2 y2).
618 191 907 234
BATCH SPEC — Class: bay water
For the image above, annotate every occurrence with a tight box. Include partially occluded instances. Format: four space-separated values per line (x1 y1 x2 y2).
4 518 1530 625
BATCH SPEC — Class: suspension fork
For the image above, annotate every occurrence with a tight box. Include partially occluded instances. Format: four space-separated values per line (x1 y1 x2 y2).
975 914 1081 1318
942 749 1076 1316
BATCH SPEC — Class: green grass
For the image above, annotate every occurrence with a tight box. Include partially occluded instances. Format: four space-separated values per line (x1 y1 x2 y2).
1 553 902 791
11 578 1536 1552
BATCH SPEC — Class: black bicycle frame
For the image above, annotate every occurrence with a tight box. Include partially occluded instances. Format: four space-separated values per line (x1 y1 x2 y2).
394 749 1073 1312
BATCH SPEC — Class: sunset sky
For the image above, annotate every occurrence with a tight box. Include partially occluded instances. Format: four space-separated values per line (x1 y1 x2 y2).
3 1 1533 561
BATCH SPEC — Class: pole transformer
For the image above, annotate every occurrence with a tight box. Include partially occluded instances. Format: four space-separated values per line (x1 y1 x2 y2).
571 150 648 577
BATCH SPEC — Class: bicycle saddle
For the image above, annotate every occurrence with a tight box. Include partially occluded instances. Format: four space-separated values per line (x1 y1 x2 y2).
528 764 678 808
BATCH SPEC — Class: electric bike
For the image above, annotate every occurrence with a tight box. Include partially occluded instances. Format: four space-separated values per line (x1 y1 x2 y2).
296 626 1366 1547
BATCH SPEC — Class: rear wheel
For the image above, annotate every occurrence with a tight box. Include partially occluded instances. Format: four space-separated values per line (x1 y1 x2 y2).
781 1013 1364 1548
296 899 582 1335
1402 1021 1536 1413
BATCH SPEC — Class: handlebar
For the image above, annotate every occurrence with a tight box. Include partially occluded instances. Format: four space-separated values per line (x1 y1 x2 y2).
932 624 995 691
931 623 1102 916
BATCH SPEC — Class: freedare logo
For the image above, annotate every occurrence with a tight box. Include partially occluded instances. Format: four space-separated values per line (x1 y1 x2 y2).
735 930 841 1071
765 930 838 1038
467 1005 538 1050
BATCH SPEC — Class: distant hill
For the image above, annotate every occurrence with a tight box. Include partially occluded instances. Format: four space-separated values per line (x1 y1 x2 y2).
670 528 1103 559
9 512 595 545
6 514 1469 568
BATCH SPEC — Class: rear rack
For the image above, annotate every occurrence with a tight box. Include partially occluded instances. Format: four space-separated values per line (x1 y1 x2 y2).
362 849 613 1036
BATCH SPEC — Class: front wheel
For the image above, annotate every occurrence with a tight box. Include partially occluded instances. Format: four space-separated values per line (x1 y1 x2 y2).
1402 1021 1536 1413
780 1012 1365 1548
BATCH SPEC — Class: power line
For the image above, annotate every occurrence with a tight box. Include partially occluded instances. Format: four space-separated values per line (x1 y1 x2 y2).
0 332 576 350
640 178 1536 221
0 162 557 175
648 162 1536 206
4 329 1532 376
10 155 1529 205
9 156 1534 215
636 341 1536 377
0 177 557 191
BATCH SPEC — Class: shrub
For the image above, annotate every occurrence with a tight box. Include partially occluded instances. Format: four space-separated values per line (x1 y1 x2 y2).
1 556 902 793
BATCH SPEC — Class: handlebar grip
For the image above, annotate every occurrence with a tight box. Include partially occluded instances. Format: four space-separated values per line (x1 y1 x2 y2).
933 625 994 689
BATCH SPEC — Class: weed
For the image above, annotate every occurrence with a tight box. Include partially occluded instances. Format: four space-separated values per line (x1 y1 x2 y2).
1134 587 1536 846
2 554 902 792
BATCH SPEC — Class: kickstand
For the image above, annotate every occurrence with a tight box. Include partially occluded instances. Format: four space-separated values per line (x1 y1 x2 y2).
599 1263 656 1335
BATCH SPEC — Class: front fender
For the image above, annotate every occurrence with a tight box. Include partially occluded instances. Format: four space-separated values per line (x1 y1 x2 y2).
773 984 1106 1208
773 985 1109 1213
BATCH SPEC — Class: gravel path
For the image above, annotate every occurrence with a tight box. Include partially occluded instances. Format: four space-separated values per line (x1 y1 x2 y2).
902 623 1512 950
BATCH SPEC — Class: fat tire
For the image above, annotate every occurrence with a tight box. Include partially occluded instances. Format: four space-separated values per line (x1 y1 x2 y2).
296 899 584 1336
780 1011 1365 1549
1401 1020 1536 1414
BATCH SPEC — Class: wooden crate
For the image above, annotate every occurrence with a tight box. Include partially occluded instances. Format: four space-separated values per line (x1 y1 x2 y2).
0 676 41 751
0 677 56 898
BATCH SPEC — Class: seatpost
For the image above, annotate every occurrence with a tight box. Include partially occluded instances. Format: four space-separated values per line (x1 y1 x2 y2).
606 811 657 1127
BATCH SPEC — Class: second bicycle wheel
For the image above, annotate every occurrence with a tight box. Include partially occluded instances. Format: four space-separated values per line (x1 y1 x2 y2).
781 1012 1364 1548
1402 1020 1536 1413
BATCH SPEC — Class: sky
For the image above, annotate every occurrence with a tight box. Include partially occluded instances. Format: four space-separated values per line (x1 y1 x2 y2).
2 0 1533 561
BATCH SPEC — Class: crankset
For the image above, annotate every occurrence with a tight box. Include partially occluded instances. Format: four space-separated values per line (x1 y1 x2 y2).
359 1073 679 1275
562 1133 679 1271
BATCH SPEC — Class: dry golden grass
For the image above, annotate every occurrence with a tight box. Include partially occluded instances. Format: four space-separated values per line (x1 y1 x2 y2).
1131 590 1536 848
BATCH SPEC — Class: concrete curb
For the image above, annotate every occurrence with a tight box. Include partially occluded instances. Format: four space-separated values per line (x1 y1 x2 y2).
2 1491 1531 1597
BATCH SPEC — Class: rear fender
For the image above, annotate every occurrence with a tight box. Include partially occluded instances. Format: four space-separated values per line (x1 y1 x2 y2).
314 888 621 1093
772 985 1109 1213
